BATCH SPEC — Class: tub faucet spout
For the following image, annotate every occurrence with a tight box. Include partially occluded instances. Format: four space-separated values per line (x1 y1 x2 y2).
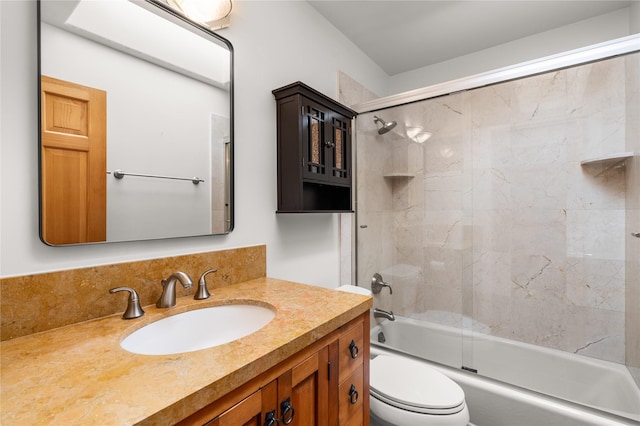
373 308 395 321
156 271 193 308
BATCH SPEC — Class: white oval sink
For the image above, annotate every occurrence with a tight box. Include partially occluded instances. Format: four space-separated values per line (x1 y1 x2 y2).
120 304 275 355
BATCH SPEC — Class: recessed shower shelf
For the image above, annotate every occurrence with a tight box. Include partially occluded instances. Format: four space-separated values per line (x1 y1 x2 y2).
580 152 636 176
383 173 415 179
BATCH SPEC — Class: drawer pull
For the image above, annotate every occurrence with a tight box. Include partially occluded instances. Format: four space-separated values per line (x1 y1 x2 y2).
264 410 280 426
280 398 295 425
349 384 359 404
349 340 359 359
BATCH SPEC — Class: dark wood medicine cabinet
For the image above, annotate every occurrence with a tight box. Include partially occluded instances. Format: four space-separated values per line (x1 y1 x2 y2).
273 82 358 213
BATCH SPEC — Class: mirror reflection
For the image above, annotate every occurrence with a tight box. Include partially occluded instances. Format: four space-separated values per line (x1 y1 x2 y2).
38 0 233 246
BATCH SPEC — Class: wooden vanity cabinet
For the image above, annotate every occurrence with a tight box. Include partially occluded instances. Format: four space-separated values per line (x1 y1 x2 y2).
204 381 277 426
272 82 358 213
178 312 370 426
337 319 366 425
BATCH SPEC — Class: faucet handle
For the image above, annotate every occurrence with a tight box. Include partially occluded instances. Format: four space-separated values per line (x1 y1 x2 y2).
371 273 393 295
195 268 217 300
109 287 145 319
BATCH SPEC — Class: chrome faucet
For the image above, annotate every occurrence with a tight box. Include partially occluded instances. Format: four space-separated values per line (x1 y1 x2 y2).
373 308 395 321
371 273 393 295
156 271 193 308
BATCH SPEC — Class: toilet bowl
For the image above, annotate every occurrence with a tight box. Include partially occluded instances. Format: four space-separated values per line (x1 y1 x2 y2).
335 284 468 425
370 355 469 426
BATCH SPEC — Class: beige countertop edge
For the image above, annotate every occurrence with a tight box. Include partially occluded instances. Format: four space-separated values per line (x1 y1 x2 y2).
0 277 373 426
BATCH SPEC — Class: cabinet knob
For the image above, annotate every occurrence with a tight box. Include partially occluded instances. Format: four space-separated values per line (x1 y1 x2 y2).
280 398 295 424
349 384 359 405
264 410 280 426
325 140 335 148
349 340 359 359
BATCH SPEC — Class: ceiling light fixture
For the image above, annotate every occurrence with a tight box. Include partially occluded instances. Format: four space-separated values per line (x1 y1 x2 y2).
168 0 232 29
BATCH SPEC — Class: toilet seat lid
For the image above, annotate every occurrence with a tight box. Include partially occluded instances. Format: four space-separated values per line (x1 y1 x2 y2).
370 355 465 413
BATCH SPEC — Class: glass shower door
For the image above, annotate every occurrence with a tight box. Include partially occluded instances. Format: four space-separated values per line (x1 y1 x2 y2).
356 91 472 371
465 51 640 420
355 49 640 422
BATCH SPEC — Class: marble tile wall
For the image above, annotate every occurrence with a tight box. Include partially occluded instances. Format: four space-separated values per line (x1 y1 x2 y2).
357 53 638 365
0 245 266 340
337 71 382 288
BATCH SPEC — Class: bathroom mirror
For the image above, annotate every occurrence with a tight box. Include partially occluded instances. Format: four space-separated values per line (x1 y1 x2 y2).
38 0 233 245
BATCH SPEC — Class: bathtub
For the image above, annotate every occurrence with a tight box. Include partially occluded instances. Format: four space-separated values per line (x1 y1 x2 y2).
371 316 640 426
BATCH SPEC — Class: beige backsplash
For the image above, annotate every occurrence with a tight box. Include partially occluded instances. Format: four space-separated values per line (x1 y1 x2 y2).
0 245 266 341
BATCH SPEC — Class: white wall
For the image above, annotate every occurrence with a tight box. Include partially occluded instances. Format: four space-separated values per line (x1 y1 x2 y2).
389 7 637 94
3 0 634 285
0 0 388 286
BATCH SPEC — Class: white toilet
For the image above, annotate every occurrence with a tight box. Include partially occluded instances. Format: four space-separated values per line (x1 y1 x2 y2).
335 285 469 426
369 354 469 426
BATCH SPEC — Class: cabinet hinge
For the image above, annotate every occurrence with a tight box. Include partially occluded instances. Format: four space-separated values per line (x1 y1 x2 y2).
327 361 331 380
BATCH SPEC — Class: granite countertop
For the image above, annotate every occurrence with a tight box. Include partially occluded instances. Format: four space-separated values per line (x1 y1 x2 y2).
0 278 372 425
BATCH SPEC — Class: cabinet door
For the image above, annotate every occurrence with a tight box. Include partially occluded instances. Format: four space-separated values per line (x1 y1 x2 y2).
205 381 277 426
338 365 364 426
205 391 261 426
278 345 330 426
339 320 364 384
301 98 328 182
325 112 351 186
301 98 352 187
338 317 367 426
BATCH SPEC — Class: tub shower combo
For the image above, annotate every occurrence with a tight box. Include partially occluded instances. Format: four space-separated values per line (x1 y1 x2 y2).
354 35 640 425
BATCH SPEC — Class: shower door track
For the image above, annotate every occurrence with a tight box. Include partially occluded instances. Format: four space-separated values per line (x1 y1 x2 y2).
353 34 640 114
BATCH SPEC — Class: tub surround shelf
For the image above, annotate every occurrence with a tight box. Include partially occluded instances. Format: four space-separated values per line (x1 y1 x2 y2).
0 278 372 425
383 172 415 179
580 152 636 175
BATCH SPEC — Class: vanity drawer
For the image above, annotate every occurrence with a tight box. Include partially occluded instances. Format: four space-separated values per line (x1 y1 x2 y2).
338 319 364 384
338 364 364 426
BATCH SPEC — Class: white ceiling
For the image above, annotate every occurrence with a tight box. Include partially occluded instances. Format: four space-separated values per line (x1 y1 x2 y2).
307 0 634 75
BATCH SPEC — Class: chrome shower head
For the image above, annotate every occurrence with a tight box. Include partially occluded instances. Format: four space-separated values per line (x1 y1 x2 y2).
373 115 397 135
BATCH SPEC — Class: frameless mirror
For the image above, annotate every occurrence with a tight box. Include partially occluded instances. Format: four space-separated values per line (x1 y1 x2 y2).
38 0 233 245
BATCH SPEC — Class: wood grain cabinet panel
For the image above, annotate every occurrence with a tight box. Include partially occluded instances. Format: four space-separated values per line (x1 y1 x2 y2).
338 365 364 426
339 319 364 384
179 313 370 426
